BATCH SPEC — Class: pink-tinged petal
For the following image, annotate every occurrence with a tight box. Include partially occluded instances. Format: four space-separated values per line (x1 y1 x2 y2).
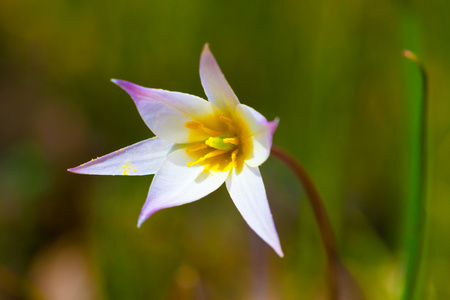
200 44 240 116
236 104 278 167
112 79 223 144
267 118 280 136
138 149 229 227
68 137 174 176
226 165 283 257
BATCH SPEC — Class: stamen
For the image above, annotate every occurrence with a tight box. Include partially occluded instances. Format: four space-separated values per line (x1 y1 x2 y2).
220 115 233 125
231 149 239 168
202 127 226 137
185 121 203 130
187 149 228 167
185 143 208 153
220 115 237 133
184 121 225 137
223 137 239 145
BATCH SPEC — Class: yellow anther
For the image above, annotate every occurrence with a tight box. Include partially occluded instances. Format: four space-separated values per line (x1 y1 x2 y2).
202 127 226 137
185 121 203 129
186 143 208 153
223 137 239 145
220 115 233 125
231 149 239 168
185 120 225 137
220 115 237 133
187 149 228 167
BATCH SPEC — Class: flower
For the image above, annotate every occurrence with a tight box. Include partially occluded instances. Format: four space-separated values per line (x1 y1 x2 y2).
69 44 283 257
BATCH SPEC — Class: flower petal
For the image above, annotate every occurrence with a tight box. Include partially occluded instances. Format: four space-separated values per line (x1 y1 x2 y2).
236 104 278 167
226 165 283 257
112 79 224 144
200 44 240 116
68 137 174 176
138 149 229 227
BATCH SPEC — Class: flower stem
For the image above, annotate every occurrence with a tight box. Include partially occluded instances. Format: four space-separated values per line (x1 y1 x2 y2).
271 146 346 299
401 50 428 300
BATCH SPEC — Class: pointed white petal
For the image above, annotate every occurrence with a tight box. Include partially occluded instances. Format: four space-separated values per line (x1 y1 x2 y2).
226 165 283 257
200 44 240 116
68 137 174 176
138 149 229 226
112 79 224 144
236 104 278 167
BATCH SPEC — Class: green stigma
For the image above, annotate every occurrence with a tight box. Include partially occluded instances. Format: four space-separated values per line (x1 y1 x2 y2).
205 134 239 151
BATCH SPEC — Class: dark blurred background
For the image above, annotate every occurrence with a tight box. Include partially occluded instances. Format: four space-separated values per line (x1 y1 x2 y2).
1 0 450 299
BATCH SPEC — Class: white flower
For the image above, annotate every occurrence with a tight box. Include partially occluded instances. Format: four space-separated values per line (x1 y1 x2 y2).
69 44 283 257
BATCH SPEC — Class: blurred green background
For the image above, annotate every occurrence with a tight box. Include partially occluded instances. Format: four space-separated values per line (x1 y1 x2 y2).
1 0 450 299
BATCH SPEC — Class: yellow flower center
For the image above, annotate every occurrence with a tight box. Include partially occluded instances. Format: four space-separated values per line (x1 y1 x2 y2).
184 115 248 172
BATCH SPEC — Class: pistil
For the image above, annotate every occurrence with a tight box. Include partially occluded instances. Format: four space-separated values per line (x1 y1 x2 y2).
205 135 238 151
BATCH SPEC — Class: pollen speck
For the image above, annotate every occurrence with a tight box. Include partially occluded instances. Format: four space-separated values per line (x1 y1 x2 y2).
122 161 136 175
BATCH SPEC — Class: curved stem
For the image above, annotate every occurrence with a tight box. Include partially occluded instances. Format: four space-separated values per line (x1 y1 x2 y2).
402 50 428 300
270 145 338 299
